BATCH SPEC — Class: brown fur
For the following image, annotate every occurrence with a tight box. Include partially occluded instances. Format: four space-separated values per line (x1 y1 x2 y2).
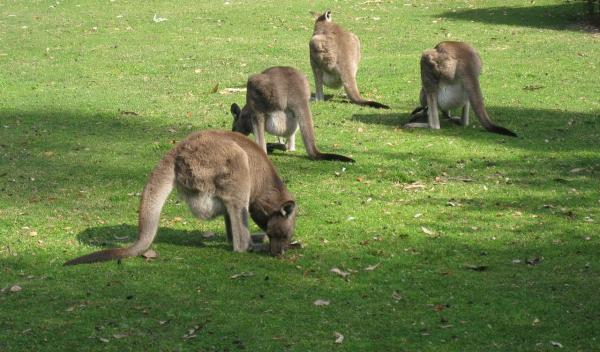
309 10 389 109
64 130 296 265
406 41 517 137
231 66 354 163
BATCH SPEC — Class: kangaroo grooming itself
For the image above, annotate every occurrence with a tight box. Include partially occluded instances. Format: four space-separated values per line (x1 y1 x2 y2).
64 130 297 265
405 41 517 137
309 10 389 109
231 66 354 163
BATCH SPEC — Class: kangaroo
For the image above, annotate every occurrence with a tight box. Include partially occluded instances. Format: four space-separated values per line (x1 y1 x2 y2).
405 41 517 137
64 130 297 265
231 66 354 163
309 10 389 109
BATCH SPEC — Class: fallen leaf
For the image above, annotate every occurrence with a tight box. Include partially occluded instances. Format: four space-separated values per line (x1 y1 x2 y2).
113 333 128 339
364 263 380 271
230 272 254 279
569 168 586 174
313 299 330 306
392 291 402 301
512 259 522 264
152 14 168 23
403 182 425 191
330 267 350 278
182 325 203 339
219 87 246 95
523 84 544 91
550 341 563 348
464 264 488 271
421 226 436 236
98 337 109 343
113 235 129 240
532 318 540 326
433 304 446 312
141 249 158 260
201 232 215 239
119 110 138 116
209 83 219 94
9 285 22 293
334 332 344 344
288 241 303 249
526 257 542 266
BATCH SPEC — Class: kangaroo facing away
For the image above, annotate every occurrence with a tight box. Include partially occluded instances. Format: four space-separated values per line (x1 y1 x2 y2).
231 66 354 163
309 10 389 109
405 41 517 137
64 130 297 265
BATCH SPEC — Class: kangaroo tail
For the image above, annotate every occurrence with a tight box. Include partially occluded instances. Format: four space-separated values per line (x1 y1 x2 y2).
465 77 517 137
359 100 390 109
313 153 355 163
342 75 390 109
294 104 355 163
64 154 176 266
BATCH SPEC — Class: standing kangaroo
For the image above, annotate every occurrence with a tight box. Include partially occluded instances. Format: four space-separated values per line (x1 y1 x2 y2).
309 10 389 109
65 130 297 265
231 66 354 162
405 41 517 137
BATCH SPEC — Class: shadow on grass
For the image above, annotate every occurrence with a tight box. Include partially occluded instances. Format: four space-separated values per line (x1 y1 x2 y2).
439 2 585 30
353 105 600 152
72 224 226 250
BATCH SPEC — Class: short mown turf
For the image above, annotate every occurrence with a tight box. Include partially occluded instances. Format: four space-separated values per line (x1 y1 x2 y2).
1 1 599 351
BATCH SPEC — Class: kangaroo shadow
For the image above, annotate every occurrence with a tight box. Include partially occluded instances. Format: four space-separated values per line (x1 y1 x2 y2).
353 106 600 153
351 112 405 127
310 93 335 101
73 224 230 252
72 225 277 257
439 2 583 30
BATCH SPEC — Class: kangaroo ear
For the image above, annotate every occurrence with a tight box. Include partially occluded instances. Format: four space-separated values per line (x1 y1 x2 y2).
230 103 241 118
279 201 295 217
309 11 321 19
325 10 332 21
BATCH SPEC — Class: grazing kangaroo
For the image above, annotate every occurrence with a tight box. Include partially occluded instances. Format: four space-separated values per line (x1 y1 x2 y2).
64 130 297 265
309 10 389 109
405 41 517 137
231 66 354 163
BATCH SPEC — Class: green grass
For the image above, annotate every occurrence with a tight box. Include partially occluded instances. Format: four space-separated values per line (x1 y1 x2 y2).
1 0 599 351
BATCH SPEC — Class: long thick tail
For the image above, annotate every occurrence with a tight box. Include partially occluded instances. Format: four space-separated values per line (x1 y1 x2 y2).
313 153 355 163
64 154 176 266
342 75 390 109
294 105 355 163
465 77 517 137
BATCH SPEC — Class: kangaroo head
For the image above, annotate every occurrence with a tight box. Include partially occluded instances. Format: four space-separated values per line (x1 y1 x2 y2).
266 200 296 256
230 103 253 136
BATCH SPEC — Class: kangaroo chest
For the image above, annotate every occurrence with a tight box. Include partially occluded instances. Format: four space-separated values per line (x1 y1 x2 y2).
266 110 298 137
436 82 468 111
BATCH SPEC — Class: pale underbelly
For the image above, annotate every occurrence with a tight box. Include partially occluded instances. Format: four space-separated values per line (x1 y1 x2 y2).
437 82 468 111
266 111 298 137
182 192 225 220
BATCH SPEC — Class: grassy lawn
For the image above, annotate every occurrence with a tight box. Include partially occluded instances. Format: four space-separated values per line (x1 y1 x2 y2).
1 0 599 350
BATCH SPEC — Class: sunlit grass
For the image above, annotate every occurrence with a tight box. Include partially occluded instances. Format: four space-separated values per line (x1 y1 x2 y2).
1 1 599 350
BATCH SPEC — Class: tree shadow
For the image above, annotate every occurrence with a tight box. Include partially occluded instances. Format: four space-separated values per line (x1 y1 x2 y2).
439 2 584 30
